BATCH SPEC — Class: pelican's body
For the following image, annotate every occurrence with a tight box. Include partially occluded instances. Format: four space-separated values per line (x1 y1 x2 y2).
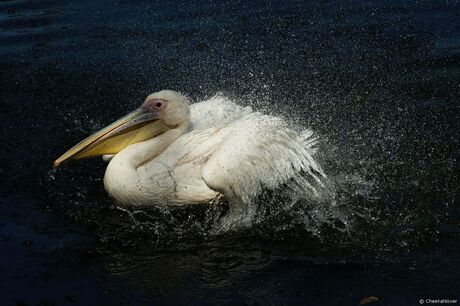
54 90 326 209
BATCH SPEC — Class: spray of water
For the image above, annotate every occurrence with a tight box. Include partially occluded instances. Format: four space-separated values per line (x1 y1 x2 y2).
45 90 451 258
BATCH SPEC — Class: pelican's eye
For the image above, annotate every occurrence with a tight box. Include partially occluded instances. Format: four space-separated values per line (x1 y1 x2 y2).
152 99 167 110
143 98 168 111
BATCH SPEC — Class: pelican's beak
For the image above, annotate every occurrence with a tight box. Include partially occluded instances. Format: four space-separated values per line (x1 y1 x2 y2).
53 107 165 168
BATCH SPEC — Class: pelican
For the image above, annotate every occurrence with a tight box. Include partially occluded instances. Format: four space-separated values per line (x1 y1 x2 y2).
54 90 326 209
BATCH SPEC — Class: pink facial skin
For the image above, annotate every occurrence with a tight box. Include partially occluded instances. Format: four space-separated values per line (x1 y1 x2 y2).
142 98 168 112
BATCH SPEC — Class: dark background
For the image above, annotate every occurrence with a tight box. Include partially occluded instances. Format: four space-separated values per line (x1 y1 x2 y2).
0 0 459 305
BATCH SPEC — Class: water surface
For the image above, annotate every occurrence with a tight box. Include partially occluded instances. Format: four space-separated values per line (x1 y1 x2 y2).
0 0 459 305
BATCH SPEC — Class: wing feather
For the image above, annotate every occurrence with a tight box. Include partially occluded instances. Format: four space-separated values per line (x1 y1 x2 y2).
201 112 326 205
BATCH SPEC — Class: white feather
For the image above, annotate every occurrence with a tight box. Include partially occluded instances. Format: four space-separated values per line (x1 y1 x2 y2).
104 94 326 209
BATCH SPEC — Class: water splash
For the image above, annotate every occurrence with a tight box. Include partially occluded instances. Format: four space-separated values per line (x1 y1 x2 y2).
43 88 456 258
47 168 57 181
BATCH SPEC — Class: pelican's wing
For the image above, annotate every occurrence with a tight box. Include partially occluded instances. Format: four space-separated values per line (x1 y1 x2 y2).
201 113 326 205
189 94 252 131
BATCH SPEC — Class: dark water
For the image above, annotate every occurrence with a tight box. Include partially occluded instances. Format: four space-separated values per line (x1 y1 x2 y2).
1 0 459 305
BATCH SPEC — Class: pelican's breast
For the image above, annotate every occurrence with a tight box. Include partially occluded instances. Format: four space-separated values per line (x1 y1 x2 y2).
135 127 228 205
104 153 177 206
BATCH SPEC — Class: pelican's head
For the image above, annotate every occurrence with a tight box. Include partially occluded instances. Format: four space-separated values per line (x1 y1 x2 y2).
53 90 190 168
143 90 190 128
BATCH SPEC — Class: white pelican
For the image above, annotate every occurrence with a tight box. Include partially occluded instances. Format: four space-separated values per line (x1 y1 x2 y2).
54 90 326 209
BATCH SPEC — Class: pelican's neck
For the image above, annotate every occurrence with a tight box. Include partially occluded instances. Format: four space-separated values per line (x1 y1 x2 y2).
104 125 186 206
116 123 188 169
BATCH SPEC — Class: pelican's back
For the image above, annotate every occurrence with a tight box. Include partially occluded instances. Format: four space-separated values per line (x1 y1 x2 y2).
189 94 252 131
